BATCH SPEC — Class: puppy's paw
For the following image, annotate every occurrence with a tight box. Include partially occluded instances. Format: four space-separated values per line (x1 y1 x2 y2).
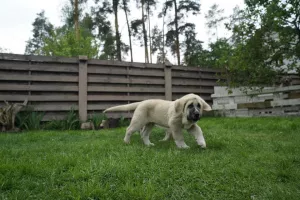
197 140 206 148
123 138 130 144
147 142 155 147
175 141 190 149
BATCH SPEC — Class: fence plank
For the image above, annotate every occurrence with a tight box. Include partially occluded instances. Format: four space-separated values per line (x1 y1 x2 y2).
0 74 78 82
88 76 164 85
0 84 78 91
172 87 214 94
88 86 165 93
32 104 78 111
88 95 165 101
0 53 78 63
0 94 78 101
78 56 88 121
0 61 78 72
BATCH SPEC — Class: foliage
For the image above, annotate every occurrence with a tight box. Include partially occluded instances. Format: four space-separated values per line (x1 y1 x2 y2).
25 11 54 55
118 115 130 127
42 28 99 58
88 113 107 129
1 118 300 199
0 47 11 53
60 108 80 130
162 0 201 65
41 108 80 130
205 3 227 40
16 109 44 131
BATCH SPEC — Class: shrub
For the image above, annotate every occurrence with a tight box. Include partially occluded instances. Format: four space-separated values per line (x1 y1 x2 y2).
88 113 107 129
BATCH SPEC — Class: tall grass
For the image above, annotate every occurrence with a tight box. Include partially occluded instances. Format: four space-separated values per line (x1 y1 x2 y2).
16 108 44 130
88 113 107 129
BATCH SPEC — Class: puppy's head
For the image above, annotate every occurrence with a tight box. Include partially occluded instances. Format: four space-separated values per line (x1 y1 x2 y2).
175 94 212 122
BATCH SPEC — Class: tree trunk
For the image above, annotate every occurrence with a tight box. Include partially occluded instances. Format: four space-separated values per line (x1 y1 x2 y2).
123 0 133 62
162 12 165 62
74 0 80 41
174 0 180 65
113 1 122 61
142 0 149 63
147 2 152 63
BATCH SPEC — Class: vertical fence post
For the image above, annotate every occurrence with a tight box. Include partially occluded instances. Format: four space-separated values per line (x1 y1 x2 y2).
78 55 88 122
164 64 172 100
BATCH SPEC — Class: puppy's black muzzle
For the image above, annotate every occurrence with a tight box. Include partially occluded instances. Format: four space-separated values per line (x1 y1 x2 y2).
188 110 201 122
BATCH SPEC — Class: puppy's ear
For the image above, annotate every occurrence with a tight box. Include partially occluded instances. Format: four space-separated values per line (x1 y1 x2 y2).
198 98 212 111
174 99 184 114
202 100 212 111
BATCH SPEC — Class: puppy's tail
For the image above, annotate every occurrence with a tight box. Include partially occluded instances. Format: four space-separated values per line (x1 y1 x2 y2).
103 102 140 113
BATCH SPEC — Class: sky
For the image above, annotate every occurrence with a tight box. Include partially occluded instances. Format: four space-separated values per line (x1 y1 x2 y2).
0 0 245 63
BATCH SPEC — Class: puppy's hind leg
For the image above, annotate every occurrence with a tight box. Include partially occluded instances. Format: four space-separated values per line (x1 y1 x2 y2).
140 123 155 146
160 128 172 141
124 116 146 144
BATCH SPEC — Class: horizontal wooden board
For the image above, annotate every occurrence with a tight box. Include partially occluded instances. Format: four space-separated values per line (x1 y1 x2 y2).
0 61 78 72
103 112 133 119
31 104 78 111
172 71 200 79
172 87 214 94
88 66 127 74
172 94 211 101
0 74 78 82
0 94 78 101
0 53 78 63
88 95 165 101
88 86 165 93
0 83 78 92
172 79 219 86
172 65 223 73
88 103 127 111
88 76 165 85
88 59 164 69
237 101 272 109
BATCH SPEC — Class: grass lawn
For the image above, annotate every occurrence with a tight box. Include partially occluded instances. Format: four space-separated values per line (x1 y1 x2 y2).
1 117 300 200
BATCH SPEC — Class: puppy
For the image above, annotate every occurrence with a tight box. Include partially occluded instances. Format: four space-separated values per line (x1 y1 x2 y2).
103 93 212 148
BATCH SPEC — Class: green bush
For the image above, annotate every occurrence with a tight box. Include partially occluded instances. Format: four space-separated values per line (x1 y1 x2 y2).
43 108 80 130
88 113 107 129
16 109 44 130
118 116 130 127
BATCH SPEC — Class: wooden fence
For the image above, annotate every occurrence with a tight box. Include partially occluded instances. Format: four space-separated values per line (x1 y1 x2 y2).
0 53 221 121
211 85 300 117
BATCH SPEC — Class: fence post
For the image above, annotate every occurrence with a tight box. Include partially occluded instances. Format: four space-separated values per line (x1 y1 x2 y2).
164 64 172 100
78 55 88 122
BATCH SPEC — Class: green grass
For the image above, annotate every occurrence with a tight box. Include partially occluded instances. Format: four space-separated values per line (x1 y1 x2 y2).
1 117 300 200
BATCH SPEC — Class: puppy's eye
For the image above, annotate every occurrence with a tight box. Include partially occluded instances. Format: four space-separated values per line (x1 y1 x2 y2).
188 104 194 108
197 103 200 108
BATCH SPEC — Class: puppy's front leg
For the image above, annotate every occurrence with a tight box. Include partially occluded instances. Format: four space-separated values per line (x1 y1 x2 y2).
188 124 206 148
171 126 189 149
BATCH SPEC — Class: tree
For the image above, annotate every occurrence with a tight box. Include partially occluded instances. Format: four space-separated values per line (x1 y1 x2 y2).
162 0 200 65
121 0 133 62
205 4 227 41
131 0 150 63
42 28 99 58
225 0 300 89
145 0 157 63
25 11 54 55
0 47 11 53
151 25 166 63
61 0 88 39
112 0 122 61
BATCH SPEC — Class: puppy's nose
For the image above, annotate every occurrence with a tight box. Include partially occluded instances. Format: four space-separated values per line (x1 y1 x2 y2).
194 113 200 118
